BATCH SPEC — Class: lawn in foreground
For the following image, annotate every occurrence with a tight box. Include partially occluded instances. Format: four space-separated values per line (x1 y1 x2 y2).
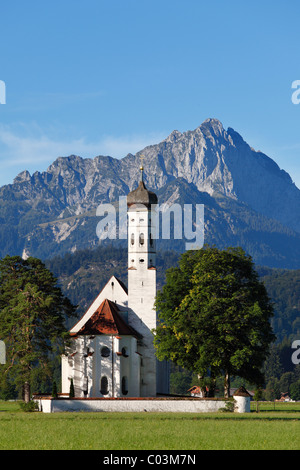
0 401 299 450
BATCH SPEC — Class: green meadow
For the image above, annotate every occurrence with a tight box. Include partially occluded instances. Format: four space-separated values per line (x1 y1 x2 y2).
0 401 299 450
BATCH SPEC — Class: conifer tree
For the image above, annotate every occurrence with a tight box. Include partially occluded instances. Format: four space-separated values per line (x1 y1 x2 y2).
52 380 58 398
0 255 76 401
69 378 75 398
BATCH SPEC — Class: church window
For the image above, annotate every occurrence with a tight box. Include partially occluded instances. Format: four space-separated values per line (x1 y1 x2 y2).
101 346 110 358
83 347 90 358
122 376 128 395
139 218 144 223
100 376 109 395
131 233 135 245
139 258 144 263
121 347 128 357
139 233 145 245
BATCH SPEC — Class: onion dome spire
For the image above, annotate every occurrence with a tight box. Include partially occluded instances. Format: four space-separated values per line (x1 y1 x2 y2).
127 154 158 208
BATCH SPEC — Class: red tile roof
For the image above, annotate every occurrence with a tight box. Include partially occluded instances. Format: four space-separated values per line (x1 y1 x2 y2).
73 299 141 338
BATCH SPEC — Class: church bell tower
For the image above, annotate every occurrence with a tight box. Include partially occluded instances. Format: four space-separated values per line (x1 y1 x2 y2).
127 161 158 397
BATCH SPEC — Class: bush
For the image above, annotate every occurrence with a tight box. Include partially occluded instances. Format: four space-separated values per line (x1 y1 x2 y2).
220 399 235 412
19 400 38 412
290 381 300 401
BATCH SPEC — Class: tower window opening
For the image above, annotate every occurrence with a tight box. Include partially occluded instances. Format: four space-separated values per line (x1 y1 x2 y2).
139 233 145 245
139 259 144 263
131 233 134 245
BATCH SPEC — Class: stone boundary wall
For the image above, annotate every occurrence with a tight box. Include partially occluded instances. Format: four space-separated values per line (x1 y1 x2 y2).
34 396 231 413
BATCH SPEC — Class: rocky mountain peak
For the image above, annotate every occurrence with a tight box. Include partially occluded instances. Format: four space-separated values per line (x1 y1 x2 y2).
164 129 182 143
200 117 225 134
1 118 300 268
13 170 31 184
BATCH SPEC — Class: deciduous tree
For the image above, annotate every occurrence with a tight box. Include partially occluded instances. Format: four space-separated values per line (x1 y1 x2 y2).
154 246 275 397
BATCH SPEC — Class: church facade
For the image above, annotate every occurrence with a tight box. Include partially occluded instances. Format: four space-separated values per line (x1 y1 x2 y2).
61 172 169 398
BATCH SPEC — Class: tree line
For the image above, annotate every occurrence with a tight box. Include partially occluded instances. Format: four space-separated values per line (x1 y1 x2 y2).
0 245 299 401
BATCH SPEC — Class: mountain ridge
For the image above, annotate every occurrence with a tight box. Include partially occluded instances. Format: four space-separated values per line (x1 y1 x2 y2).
1 118 300 269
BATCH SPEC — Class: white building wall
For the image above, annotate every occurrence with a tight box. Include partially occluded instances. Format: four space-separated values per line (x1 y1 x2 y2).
36 398 230 413
61 354 71 394
234 396 251 413
118 336 140 397
63 334 141 398
129 337 140 397
99 336 113 397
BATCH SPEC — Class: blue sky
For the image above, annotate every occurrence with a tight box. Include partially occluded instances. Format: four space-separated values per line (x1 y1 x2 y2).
1 0 300 188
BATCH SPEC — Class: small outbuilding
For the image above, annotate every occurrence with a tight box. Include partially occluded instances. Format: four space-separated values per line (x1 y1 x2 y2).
233 386 251 413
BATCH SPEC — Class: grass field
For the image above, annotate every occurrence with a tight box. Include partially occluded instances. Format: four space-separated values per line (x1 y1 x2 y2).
0 400 299 450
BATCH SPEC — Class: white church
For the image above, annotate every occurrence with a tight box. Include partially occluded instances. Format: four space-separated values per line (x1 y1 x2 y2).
61 168 170 398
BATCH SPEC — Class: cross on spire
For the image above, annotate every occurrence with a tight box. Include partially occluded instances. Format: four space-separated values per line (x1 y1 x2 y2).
140 154 145 181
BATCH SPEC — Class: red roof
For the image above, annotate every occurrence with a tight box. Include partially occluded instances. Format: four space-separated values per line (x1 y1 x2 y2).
73 299 141 338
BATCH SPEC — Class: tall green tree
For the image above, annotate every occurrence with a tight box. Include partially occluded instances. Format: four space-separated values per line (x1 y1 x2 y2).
0 255 76 401
154 246 275 397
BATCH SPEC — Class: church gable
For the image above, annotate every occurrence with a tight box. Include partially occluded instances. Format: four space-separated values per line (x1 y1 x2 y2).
70 276 128 335
73 298 140 338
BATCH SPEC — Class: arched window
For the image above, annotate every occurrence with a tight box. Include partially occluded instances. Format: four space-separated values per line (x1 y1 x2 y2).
101 346 110 358
100 376 109 395
122 376 128 395
139 233 145 245
131 233 135 245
